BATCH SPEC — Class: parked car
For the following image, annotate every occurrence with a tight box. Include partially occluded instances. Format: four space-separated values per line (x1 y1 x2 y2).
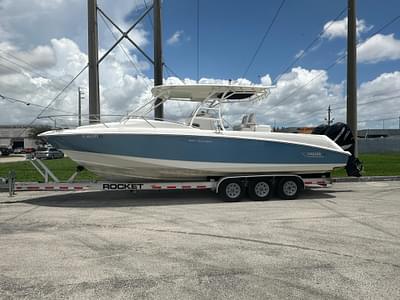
22 148 36 154
0 146 12 156
13 148 23 154
35 148 64 159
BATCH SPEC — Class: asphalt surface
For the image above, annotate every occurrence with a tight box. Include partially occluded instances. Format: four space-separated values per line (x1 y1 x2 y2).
0 182 399 299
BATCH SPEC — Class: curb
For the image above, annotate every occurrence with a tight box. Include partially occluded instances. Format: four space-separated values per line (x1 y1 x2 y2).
333 176 400 183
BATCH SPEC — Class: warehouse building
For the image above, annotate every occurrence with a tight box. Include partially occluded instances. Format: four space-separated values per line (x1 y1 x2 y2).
0 125 41 150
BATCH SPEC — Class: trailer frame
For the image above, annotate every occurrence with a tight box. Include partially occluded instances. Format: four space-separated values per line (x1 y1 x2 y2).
6 159 332 201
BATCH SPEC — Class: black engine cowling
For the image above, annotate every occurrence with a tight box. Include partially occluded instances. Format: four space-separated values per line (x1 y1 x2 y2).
312 122 362 177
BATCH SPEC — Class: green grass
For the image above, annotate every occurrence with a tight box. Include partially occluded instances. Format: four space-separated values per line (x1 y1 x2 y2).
0 158 99 182
1 153 399 182
332 153 400 177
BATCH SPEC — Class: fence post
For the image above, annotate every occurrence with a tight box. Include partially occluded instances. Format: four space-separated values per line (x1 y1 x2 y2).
8 170 16 197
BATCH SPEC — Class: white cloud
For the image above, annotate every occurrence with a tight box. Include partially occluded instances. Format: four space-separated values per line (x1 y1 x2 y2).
358 34 400 63
322 17 372 40
0 0 149 51
0 0 153 126
0 36 153 125
167 30 184 45
0 1 398 131
359 71 400 98
357 71 400 128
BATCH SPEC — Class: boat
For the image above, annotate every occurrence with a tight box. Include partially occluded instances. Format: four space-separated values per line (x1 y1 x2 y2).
39 84 352 181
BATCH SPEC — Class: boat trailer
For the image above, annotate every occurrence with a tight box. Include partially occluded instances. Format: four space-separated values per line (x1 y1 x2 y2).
5 158 331 201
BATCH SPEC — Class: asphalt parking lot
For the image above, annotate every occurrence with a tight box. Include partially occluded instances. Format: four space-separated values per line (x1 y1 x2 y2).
1 181 399 299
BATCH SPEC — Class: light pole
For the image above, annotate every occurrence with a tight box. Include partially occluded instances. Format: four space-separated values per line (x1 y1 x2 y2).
78 88 85 126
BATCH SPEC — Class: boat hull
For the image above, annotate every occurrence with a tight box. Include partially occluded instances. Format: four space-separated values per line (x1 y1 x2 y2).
46 132 350 181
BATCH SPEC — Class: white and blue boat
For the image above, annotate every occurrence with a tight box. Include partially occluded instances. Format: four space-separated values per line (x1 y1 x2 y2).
40 84 351 181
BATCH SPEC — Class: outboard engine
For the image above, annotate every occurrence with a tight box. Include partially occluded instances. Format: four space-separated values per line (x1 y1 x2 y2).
312 122 362 177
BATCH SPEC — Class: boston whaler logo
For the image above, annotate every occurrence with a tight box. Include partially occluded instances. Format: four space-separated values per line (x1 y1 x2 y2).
302 151 324 158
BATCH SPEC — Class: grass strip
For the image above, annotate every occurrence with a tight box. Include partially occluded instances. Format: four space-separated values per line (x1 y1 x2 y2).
1 153 399 182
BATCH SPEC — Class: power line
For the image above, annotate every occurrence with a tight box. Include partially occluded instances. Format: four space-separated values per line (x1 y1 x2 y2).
163 62 184 82
242 0 286 78
0 54 82 97
0 50 70 86
98 11 153 90
0 61 20 74
142 0 154 29
358 116 398 123
0 94 74 114
273 6 347 84
274 14 400 107
0 56 69 90
99 4 184 85
196 0 200 82
280 93 400 126
19 64 88 136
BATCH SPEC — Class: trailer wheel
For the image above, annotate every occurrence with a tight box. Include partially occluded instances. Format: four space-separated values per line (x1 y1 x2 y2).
248 178 272 201
277 177 303 200
218 179 244 202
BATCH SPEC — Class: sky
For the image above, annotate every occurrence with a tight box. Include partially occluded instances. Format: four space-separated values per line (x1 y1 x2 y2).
0 0 399 129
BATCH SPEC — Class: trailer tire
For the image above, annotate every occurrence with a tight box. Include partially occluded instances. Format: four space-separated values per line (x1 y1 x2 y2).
248 178 272 201
218 179 244 202
277 177 303 200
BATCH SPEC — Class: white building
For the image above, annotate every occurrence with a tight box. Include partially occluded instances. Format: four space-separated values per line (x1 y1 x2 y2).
0 126 41 149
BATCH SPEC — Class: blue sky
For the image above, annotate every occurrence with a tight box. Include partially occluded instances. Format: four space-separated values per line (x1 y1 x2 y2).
127 0 399 84
0 0 399 128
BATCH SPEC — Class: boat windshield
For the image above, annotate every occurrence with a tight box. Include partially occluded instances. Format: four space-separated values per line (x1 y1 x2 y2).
124 84 271 130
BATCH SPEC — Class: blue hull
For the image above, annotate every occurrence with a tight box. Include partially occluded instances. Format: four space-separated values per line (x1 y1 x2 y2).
47 133 348 165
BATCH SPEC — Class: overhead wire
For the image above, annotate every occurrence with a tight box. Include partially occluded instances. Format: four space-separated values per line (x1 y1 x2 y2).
98 11 153 90
99 9 184 85
142 0 154 29
274 14 400 108
283 93 400 126
0 61 20 74
0 55 73 92
0 49 70 86
273 6 348 84
242 0 287 78
19 64 88 136
0 94 75 114
196 0 200 82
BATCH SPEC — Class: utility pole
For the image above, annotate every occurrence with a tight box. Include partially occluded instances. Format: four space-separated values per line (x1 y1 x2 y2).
325 105 334 125
78 88 84 127
154 0 163 120
88 0 100 124
347 0 358 156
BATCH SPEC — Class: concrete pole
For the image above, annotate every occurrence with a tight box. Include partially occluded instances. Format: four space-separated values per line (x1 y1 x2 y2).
78 88 82 127
88 0 100 124
327 105 332 125
153 0 163 120
347 0 358 156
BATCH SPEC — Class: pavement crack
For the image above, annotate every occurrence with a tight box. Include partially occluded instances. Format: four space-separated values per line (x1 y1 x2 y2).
315 201 400 239
0 206 39 222
144 228 400 269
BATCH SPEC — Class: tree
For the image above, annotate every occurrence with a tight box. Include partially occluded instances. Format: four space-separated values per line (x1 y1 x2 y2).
28 126 52 147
